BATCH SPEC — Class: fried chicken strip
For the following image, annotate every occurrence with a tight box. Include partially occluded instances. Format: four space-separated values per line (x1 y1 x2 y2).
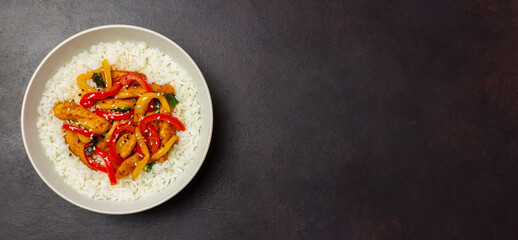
54 102 110 134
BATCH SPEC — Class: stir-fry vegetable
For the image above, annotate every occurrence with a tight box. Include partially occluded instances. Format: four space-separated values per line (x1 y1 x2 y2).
134 93 171 121
80 82 122 108
165 93 179 109
95 147 117 185
76 71 98 93
92 72 105 88
146 124 161 155
83 143 107 172
139 114 185 133
135 123 160 157
62 124 100 138
145 162 156 173
102 59 112 89
146 99 160 113
152 135 178 160
132 127 150 180
119 73 152 92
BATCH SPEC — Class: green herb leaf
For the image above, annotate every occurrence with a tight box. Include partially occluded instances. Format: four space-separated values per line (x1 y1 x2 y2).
85 136 103 157
92 72 106 88
165 93 179 109
145 162 156 173
113 107 131 113
85 145 94 157
91 136 103 146
153 99 160 113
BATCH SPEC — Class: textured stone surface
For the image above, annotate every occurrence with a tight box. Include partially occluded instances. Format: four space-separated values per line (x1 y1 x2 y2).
2 0 518 239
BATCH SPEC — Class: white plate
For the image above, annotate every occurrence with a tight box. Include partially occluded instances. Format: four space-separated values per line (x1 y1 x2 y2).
21 25 213 214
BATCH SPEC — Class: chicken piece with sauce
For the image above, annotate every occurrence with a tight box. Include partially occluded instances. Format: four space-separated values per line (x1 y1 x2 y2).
54 101 110 134
64 130 90 169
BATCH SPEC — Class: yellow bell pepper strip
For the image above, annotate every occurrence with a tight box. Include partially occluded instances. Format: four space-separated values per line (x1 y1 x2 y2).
132 127 150 180
77 133 92 143
80 82 122 108
105 121 120 140
134 93 171 121
76 67 103 92
102 59 112 89
151 135 178 160
76 72 97 93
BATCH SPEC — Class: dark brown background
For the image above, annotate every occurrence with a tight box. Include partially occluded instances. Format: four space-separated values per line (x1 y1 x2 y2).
1 0 518 239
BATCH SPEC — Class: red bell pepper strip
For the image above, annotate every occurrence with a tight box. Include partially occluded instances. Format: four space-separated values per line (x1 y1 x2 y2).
135 123 160 157
146 124 160 155
83 143 107 173
146 100 155 113
63 124 101 138
139 114 185 134
109 122 137 165
94 147 117 185
93 109 134 120
136 144 145 158
146 99 160 113
136 143 144 157
80 82 122 108
119 74 152 92
135 135 148 158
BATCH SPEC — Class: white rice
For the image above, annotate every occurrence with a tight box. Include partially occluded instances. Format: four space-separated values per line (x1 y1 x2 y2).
37 41 201 201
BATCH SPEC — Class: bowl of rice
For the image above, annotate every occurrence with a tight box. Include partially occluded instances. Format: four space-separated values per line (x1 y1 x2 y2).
21 25 213 214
